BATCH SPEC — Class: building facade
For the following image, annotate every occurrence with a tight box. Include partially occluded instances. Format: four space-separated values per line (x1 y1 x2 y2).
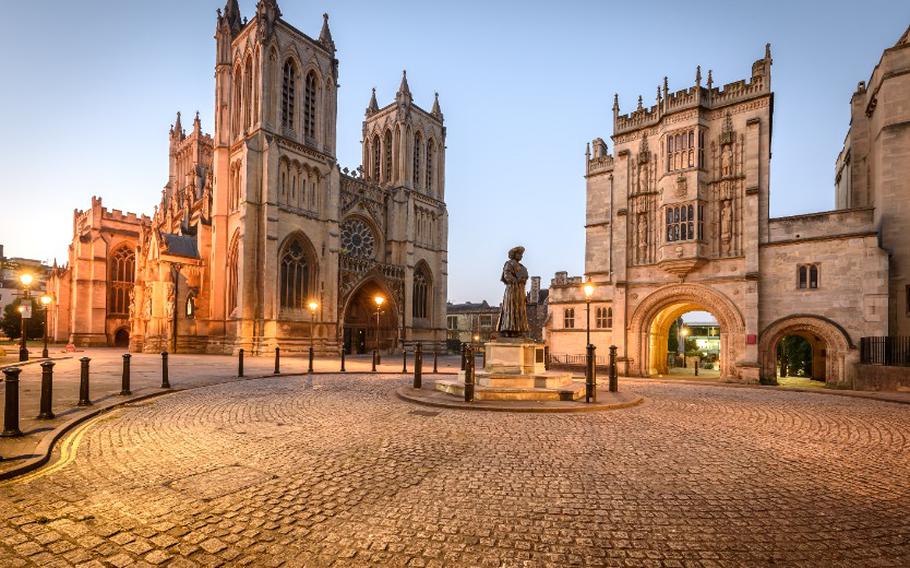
546 36 908 386
48 0 448 355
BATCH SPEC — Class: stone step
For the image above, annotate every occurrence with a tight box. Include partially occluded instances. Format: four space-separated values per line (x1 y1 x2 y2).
435 379 585 401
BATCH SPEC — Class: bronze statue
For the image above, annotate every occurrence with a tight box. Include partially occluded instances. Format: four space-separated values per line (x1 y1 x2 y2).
497 246 530 338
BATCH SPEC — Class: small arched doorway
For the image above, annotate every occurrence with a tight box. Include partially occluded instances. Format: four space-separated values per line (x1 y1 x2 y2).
341 278 399 355
114 328 130 348
759 315 853 386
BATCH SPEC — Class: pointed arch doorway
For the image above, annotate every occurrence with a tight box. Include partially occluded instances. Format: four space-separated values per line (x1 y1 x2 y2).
341 279 399 355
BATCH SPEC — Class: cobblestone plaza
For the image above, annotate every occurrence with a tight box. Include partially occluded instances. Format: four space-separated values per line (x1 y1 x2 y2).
1 374 908 566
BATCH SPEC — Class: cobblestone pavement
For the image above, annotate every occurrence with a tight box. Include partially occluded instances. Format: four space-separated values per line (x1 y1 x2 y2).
1 376 909 567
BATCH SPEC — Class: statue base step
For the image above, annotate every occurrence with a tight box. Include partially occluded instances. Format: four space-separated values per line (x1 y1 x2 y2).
434 378 585 401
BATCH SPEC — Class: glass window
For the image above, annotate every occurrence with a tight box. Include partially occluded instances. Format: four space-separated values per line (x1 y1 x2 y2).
282 60 296 129
798 266 808 289
563 308 575 329
279 238 312 310
108 247 135 316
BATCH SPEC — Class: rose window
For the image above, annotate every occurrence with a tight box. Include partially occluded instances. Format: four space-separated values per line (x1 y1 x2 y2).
341 218 376 259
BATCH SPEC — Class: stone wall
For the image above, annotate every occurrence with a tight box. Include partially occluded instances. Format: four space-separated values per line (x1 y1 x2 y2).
854 364 910 392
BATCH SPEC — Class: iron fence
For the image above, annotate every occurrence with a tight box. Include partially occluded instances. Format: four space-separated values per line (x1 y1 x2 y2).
548 352 611 369
860 336 910 367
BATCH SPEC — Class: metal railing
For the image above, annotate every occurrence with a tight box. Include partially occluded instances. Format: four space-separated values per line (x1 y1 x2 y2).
860 337 910 367
548 353 610 368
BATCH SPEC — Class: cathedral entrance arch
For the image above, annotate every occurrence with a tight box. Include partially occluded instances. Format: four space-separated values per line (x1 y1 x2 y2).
341 278 399 355
758 315 853 386
113 327 130 348
628 284 746 379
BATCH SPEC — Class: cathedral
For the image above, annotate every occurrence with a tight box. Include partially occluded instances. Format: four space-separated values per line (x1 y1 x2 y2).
47 0 449 356
546 27 910 386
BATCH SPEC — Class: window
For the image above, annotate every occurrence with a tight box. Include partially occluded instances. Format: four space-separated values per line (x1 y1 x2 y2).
383 130 393 182
666 204 701 242
595 306 612 329
340 218 376 259
185 293 196 319
227 234 240 315
371 135 381 181
243 56 253 130
798 264 819 290
108 247 135 316
447 315 458 330
413 133 422 189
304 71 317 139
563 308 575 329
426 140 435 194
667 128 698 172
412 265 431 319
279 236 313 310
480 315 493 328
698 204 705 240
281 60 296 130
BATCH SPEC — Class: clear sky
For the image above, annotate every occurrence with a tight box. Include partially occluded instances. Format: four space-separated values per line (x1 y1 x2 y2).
0 1 906 305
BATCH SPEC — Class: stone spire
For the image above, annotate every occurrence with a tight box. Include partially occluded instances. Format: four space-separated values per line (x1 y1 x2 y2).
707 69 713 89
612 93 619 115
319 13 335 52
256 0 281 42
696 65 702 87
431 92 443 121
637 95 643 110
765 42 772 61
663 76 669 100
171 111 185 141
396 69 412 104
193 111 201 134
220 0 243 36
366 87 379 116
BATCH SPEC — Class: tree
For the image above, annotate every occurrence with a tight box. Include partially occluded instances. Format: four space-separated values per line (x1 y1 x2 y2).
0 298 44 340
777 335 812 377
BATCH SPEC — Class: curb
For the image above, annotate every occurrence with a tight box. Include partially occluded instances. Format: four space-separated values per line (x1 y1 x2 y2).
395 384 645 413
0 355 74 372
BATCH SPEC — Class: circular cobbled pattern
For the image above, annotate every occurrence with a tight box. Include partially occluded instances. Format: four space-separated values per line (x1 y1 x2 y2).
0 375 909 567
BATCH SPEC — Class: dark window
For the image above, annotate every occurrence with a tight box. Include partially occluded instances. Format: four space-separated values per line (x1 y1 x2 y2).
280 238 312 309
564 308 575 329
372 135 381 180
383 130 393 182
413 133 422 189
108 247 135 316
412 266 430 319
282 60 296 130
809 265 819 289
427 140 435 194
798 265 808 289
595 306 611 329
304 71 317 139
227 235 239 314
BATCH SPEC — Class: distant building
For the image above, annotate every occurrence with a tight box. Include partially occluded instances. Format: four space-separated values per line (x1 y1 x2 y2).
0 245 50 315
446 301 499 348
526 275 549 341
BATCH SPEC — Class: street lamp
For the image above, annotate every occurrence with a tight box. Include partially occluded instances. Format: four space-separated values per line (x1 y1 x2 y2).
374 295 385 366
583 282 595 403
40 295 52 358
307 300 318 373
18 273 34 362
679 325 690 368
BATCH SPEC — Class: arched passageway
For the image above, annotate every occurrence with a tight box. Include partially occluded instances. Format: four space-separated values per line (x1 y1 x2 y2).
759 315 854 386
113 328 130 348
341 278 399 354
628 284 746 379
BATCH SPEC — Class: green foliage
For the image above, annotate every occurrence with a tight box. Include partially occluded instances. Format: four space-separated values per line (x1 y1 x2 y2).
777 335 812 377
0 298 44 340
684 337 699 357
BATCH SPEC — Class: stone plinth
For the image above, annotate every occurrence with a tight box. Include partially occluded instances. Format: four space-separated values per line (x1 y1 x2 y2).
435 339 584 401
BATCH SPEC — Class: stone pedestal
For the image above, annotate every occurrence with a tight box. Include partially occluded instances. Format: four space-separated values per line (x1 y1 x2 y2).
436 339 585 401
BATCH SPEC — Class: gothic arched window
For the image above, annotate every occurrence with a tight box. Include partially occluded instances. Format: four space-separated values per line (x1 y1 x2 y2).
109 246 135 316
371 134 381 181
412 264 431 319
227 234 240 315
426 139 435 194
281 60 296 130
413 132 422 189
279 235 314 310
340 218 376 259
232 65 243 138
243 56 253 129
304 71 317 140
383 130 393 183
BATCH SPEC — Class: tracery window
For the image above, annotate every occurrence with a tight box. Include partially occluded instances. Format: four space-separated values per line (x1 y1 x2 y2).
667 128 699 172
413 132 422 189
383 130 393 183
412 265 431 319
227 235 240 315
666 204 701 242
279 236 313 310
304 71 317 140
108 247 135 316
281 60 296 130
243 56 253 129
232 66 242 138
563 308 575 329
372 135 381 181
798 264 819 290
340 218 376 259
595 306 612 329
426 140 435 194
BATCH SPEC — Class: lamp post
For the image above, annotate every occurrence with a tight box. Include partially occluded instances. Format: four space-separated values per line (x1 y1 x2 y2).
18 273 34 362
40 294 52 358
374 295 385 367
473 334 481 369
679 325 690 369
583 282 595 403
308 300 318 373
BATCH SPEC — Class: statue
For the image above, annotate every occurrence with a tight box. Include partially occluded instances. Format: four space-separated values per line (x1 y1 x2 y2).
721 199 733 252
496 246 530 338
637 216 648 259
721 144 733 177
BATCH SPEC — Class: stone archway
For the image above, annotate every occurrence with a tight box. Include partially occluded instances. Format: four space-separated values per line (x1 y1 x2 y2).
759 315 854 386
628 284 746 379
340 277 399 355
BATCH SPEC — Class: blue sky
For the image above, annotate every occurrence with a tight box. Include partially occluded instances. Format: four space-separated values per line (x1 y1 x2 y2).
0 1 906 305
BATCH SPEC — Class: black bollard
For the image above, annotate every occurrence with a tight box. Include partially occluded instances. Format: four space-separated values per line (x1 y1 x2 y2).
120 354 132 396
460 343 467 371
609 345 618 393
308 346 315 374
433 349 438 374
402 347 408 373
340 347 346 373
274 346 280 374
78 357 92 406
2 367 23 437
38 361 55 419
372 350 378 372
585 344 597 403
413 342 423 389
238 348 244 377
160 352 171 389
464 345 475 403
481 347 486 369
